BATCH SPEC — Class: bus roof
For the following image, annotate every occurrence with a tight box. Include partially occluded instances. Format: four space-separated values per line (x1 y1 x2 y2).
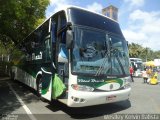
34 6 118 32
22 6 122 45
55 6 118 23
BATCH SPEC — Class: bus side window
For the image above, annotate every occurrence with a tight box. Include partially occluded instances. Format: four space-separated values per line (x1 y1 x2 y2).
41 20 51 62
51 22 56 43
44 37 51 62
51 21 57 63
59 13 67 44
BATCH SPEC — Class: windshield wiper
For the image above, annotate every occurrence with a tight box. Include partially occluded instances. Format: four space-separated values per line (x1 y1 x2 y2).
95 48 126 76
95 50 110 76
95 38 111 76
112 48 126 75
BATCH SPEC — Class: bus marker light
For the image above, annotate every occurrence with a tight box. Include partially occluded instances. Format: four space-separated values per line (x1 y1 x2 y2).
80 98 85 103
74 97 79 102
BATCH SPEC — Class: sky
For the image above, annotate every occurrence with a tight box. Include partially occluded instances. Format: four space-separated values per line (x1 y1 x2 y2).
46 0 160 51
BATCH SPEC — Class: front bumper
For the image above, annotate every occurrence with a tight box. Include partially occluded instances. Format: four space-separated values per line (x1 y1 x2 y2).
67 87 131 107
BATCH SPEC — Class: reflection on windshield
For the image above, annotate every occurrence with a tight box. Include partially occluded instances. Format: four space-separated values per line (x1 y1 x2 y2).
72 26 130 76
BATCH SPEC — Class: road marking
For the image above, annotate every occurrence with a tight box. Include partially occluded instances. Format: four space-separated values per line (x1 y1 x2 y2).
7 82 37 120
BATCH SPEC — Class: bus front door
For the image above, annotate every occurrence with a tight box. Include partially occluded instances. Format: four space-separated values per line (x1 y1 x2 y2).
41 67 52 101
40 35 53 101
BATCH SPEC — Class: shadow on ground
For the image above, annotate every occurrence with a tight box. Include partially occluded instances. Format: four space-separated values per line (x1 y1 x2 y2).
46 99 131 119
0 79 40 115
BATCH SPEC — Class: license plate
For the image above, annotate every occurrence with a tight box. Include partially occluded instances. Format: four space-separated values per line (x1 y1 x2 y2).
107 95 116 101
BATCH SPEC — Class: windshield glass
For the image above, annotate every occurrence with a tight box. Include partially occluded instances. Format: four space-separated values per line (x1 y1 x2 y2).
136 62 143 70
71 26 130 76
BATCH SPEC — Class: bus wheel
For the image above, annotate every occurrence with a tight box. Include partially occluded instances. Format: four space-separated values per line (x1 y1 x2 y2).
36 76 42 97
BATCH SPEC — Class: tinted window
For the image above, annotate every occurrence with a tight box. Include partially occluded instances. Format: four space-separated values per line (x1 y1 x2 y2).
68 8 124 37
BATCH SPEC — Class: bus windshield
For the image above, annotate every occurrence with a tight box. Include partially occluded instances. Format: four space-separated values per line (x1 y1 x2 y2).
71 26 130 76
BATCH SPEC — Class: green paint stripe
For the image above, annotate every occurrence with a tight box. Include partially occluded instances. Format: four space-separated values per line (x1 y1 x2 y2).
96 78 123 88
42 86 50 95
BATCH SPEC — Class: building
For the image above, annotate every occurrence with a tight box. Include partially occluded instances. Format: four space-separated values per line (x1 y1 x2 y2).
102 5 118 21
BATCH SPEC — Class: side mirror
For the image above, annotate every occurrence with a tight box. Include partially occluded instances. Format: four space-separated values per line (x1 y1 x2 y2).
66 30 73 49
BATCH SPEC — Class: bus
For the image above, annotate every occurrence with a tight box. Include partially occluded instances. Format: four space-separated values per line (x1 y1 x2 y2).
11 6 131 107
130 58 143 77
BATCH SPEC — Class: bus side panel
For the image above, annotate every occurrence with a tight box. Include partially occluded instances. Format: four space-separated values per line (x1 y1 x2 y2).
13 66 37 90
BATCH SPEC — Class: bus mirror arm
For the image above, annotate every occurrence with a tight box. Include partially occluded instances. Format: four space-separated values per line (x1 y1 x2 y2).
66 30 73 49
126 41 129 47
57 22 72 36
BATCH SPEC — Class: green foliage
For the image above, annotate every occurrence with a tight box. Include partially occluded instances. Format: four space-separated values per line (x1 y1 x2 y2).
0 40 14 55
128 43 143 58
0 0 49 46
128 43 160 61
0 0 50 67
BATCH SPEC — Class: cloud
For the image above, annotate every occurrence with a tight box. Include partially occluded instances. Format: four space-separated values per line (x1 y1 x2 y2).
124 0 145 9
86 2 103 13
129 10 160 33
119 0 145 17
122 10 160 50
46 0 73 18
119 0 145 26
46 1 103 18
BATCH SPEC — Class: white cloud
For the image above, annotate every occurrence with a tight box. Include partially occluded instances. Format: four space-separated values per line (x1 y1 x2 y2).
86 2 103 13
50 0 71 12
46 1 103 18
122 10 160 50
119 0 145 25
124 0 145 8
123 30 147 42
46 0 73 18
129 10 160 33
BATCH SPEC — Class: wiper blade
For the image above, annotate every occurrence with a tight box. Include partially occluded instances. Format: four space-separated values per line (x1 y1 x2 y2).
95 50 109 76
95 48 126 76
112 48 126 75
95 39 111 76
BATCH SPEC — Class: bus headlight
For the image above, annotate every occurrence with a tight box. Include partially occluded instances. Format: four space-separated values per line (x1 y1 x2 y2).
124 77 131 89
71 84 94 92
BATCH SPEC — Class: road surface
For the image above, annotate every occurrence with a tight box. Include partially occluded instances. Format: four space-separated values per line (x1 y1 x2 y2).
0 77 160 120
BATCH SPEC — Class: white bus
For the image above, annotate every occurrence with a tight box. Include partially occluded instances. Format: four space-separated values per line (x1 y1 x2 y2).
11 6 131 107
130 58 143 77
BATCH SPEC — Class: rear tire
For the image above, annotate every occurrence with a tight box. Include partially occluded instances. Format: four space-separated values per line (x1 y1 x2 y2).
36 76 42 97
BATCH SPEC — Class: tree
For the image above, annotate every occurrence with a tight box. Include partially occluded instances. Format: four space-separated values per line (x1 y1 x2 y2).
128 43 143 58
0 0 49 47
128 43 160 61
